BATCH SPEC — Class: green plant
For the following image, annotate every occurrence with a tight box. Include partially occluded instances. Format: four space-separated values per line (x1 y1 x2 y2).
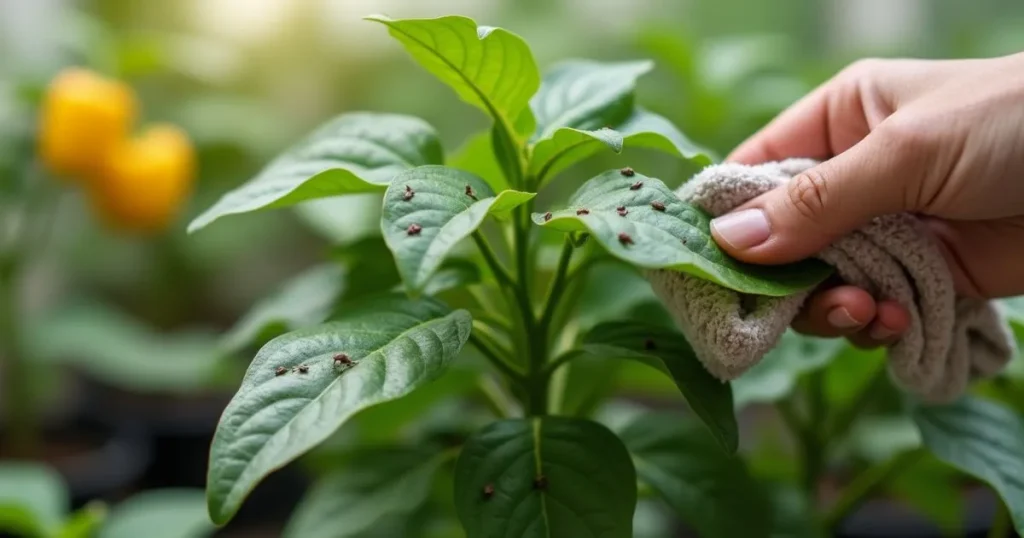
194 14 1024 537
0 462 211 538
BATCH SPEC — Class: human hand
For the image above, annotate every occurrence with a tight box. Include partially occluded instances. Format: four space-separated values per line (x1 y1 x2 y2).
709 53 1024 347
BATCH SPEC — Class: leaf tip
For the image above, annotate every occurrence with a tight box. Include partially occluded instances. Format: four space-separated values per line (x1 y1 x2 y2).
363 13 391 23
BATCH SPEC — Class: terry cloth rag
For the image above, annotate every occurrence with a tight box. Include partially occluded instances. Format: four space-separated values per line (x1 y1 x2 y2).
647 158 1015 403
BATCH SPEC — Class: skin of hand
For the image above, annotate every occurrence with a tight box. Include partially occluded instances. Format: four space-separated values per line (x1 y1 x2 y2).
708 52 1024 348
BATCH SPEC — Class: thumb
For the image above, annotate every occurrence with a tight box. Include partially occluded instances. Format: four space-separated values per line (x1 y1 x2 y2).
710 131 912 265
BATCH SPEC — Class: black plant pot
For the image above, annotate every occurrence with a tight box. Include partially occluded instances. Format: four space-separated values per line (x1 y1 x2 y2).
837 485 1010 538
0 410 151 513
82 379 310 529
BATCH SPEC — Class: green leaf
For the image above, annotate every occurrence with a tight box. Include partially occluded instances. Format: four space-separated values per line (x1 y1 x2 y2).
283 448 446 538
887 457 964 536
580 321 737 452
27 301 228 393
531 60 652 141
367 15 540 139
382 165 534 293
206 294 471 525
0 463 67 537
913 395 1024 533
454 417 636 538
616 413 771 538
526 59 714 183
222 264 346 353
189 112 443 232
534 169 831 296
731 331 845 409
100 490 212 538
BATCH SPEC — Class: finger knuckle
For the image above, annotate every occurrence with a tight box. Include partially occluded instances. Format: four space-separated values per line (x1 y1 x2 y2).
787 170 831 222
843 58 885 80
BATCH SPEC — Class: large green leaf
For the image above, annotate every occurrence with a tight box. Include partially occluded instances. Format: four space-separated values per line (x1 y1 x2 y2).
283 448 446 538
189 112 443 232
534 169 831 296
530 60 651 141
206 294 471 524
100 489 212 538
453 417 636 538
222 264 346 353
616 413 771 538
579 321 737 452
381 165 534 293
0 463 66 537
526 59 713 183
913 396 1024 533
367 15 540 139
27 301 229 393
731 331 845 409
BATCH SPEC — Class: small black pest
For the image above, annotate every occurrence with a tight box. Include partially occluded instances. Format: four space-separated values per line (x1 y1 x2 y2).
482 484 495 499
533 475 549 491
465 185 477 200
629 181 643 190
407 223 422 236
275 366 287 376
618 232 633 245
297 365 309 374
543 212 552 221
616 206 627 217
651 201 666 211
620 167 635 177
576 209 590 216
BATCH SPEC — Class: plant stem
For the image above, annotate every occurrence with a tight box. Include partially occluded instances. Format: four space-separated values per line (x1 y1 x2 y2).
0 254 34 455
538 238 574 338
804 371 827 495
822 448 926 531
825 364 889 440
468 326 524 381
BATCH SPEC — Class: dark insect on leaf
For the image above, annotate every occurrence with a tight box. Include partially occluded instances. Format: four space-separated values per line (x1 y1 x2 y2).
543 212 552 221
333 353 353 366
274 366 287 376
576 209 590 216
405 185 413 193
533 475 549 491
465 185 477 200
644 338 656 350
616 206 628 217
650 201 666 211
482 484 495 499
403 190 414 201
629 181 643 190
618 232 633 245
297 365 309 374
620 167 635 177
407 223 423 236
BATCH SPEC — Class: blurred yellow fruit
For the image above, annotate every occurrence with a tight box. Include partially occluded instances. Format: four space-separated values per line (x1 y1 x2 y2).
89 124 195 233
38 68 138 180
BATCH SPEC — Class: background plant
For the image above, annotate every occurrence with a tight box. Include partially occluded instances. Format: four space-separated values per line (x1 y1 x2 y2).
195 14 1024 537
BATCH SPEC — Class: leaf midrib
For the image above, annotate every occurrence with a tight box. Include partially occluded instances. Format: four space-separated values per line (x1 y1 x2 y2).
378 19 522 154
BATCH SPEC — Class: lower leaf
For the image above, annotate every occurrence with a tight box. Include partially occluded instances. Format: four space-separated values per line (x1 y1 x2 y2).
453 417 636 538
615 413 772 538
913 395 1024 533
206 294 471 524
283 448 447 538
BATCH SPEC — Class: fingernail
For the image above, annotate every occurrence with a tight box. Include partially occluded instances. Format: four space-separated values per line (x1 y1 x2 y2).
711 209 771 250
870 325 897 340
827 307 861 329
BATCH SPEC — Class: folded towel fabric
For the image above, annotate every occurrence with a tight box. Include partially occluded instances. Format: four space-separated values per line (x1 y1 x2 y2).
647 158 1015 403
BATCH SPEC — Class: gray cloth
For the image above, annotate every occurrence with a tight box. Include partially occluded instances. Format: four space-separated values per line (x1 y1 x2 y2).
647 159 1015 403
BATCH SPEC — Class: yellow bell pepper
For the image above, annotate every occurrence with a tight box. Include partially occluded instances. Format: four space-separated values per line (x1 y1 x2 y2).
88 124 195 233
38 68 138 180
